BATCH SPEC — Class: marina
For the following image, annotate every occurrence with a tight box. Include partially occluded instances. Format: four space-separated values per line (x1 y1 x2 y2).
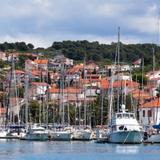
0 1 160 159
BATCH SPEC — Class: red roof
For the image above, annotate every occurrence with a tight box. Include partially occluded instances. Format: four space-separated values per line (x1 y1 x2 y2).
140 98 160 108
15 70 25 74
0 108 6 114
101 78 109 89
49 87 82 94
32 82 48 86
132 89 151 99
34 59 48 64
113 80 139 88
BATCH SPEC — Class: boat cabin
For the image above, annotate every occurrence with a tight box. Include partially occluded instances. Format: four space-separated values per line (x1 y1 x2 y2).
116 113 135 119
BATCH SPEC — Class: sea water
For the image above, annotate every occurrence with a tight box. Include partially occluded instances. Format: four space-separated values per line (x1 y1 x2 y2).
0 140 160 160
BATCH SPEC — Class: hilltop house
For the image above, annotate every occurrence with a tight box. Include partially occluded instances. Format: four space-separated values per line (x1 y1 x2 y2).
139 98 160 125
34 59 48 70
48 55 73 70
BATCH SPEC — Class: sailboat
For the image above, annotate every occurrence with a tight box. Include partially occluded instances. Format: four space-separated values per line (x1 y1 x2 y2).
107 27 144 144
20 61 49 141
50 62 73 141
0 56 26 139
72 60 93 141
21 124 48 141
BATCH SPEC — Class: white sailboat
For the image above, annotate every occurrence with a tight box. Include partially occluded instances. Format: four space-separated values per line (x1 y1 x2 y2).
72 60 93 141
21 125 48 141
72 126 92 140
51 126 73 141
51 62 73 141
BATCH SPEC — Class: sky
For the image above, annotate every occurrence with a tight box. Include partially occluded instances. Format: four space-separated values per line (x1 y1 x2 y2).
0 0 160 48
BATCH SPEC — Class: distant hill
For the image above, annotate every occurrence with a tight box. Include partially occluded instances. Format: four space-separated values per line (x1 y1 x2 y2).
0 40 160 69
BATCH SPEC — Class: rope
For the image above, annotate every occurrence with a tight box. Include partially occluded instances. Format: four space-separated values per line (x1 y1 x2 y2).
123 130 131 144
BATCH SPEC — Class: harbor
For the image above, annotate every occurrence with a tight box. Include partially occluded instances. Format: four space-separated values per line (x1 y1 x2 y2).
1 0 160 159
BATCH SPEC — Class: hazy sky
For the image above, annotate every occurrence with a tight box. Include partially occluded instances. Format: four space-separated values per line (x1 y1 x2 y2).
0 0 160 47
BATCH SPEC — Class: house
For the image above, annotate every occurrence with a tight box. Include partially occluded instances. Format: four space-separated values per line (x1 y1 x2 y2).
48 55 73 70
132 58 141 68
85 61 99 73
25 59 37 71
146 70 160 80
6 69 25 86
105 64 131 73
113 73 132 81
30 70 48 82
49 86 85 106
8 53 19 62
0 52 8 61
49 86 84 100
54 55 73 66
31 82 49 98
139 98 160 125
112 80 139 91
34 59 48 70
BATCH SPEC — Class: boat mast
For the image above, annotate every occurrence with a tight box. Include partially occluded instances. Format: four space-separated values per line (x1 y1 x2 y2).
117 26 120 112
24 61 29 126
83 55 87 126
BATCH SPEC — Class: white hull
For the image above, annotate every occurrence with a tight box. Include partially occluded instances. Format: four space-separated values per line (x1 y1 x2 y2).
145 134 160 143
21 126 48 141
0 130 8 138
73 130 92 140
108 130 143 144
51 131 72 141
22 133 48 141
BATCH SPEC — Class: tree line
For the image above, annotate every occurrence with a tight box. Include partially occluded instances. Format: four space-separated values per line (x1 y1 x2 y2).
1 40 160 69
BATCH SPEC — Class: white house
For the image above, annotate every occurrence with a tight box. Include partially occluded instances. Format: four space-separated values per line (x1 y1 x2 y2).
146 70 160 80
31 82 48 97
139 98 160 125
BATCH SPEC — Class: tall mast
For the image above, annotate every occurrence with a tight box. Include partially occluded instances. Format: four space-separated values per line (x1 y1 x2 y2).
100 88 104 126
116 27 120 112
24 61 29 126
5 55 13 126
59 61 65 125
83 55 87 126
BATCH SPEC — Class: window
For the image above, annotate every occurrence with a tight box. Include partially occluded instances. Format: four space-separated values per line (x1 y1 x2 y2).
143 110 145 117
148 110 152 117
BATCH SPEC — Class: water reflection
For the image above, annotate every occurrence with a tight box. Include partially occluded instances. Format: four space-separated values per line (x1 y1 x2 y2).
115 145 140 154
0 141 160 160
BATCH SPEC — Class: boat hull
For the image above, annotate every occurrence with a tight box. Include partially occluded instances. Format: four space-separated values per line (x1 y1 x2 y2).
72 130 92 141
51 131 72 141
22 133 48 141
145 134 160 143
108 131 143 144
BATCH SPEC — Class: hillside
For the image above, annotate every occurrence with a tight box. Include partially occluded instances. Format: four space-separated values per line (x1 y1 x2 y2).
0 41 160 69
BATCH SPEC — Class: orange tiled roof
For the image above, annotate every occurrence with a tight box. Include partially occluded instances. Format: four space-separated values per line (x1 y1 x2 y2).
101 78 109 89
15 70 25 74
34 59 48 64
32 82 48 86
49 87 82 94
113 80 139 88
80 78 101 84
68 64 84 74
132 89 151 99
31 70 41 76
140 98 160 108
0 108 6 114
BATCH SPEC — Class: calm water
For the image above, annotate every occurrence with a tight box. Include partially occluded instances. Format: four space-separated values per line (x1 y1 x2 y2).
0 140 160 160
